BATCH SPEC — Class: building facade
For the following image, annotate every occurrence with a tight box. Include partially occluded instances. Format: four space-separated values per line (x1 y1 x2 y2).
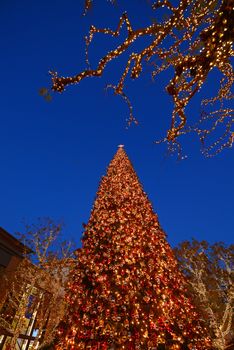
0 227 39 350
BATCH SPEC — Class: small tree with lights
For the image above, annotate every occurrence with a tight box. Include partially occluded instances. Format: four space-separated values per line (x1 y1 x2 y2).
0 219 73 350
55 146 211 349
174 240 234 350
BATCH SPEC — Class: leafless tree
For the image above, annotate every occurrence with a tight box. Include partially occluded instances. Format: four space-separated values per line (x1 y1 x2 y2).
0 218 75 350
174 240 234 350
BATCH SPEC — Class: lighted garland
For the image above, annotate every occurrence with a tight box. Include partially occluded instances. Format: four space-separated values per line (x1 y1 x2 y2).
50 0 233 157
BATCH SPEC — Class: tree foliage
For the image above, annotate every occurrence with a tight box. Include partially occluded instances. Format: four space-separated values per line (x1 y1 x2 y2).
49 0 233 158
174 240 234 350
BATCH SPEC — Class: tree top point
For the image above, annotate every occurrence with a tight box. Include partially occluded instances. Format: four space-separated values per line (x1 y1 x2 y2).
118 144 124 148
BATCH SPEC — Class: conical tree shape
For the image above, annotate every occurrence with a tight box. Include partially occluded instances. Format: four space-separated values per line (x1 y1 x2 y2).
56 147 211 349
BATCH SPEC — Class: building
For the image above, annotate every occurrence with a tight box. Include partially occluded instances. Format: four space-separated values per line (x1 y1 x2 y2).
0 227 69 350
0 227 39 350
0 226 31 271
0 226 32 305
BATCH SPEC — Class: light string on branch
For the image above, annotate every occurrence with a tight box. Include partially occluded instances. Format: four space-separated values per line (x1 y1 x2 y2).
50 0 233 157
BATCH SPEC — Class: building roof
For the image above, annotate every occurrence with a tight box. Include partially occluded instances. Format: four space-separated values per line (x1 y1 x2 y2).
0 226 32 258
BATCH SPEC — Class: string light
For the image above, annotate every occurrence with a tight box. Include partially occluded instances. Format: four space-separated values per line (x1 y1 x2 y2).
50 0 233 157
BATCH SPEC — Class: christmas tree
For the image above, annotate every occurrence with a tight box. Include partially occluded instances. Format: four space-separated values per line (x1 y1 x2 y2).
56 146 211 349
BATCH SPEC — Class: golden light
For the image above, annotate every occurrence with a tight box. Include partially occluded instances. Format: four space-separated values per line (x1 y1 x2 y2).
50 0 233 158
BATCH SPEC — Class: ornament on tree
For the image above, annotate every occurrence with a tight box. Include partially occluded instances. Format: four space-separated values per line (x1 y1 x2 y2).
56 147 211 349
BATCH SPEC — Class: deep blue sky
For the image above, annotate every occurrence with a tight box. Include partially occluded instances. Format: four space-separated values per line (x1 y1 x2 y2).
0 0 233 248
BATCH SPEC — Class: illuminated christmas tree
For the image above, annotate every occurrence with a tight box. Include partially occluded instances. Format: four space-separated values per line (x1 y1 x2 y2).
56 146 211 349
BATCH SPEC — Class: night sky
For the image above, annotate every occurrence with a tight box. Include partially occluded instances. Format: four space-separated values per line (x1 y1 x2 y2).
0 0 233 248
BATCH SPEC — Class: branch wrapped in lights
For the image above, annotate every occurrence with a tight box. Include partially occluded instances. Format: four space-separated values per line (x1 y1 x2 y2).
50 0 233 157
83 0 115 16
